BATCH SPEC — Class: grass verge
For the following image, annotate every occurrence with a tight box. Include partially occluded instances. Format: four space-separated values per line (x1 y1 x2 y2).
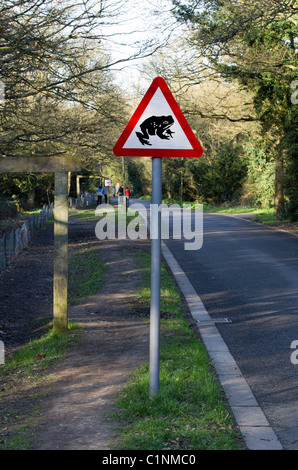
69 207 99 221
68 206 138 305
68 245 108 304
113 252 243 450
203 204 263 214
0 322 81 385
71 198 284 227
140 195 274 218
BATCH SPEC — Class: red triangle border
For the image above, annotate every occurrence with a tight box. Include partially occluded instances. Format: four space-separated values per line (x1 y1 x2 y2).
113 77 203 158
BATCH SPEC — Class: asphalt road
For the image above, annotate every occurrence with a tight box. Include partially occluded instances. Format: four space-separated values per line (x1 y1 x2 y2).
162 210 298 450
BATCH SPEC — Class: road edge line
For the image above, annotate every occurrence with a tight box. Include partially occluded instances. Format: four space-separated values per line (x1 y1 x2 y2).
161 240 283 451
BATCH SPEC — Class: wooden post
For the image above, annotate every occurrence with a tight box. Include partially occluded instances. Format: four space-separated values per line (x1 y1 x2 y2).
68 172 71 194
53 171 69 333
76 175 81 198
0 156 81 334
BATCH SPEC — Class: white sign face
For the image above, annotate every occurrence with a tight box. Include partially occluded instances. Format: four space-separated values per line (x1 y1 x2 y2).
113 76 203 158
123 88 193 150
105 179 111 186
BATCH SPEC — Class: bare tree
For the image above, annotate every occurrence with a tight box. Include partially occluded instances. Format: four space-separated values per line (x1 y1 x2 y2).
0 0 172 159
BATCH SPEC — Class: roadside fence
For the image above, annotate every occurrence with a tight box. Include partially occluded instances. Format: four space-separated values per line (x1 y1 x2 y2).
0 191 95 271
68 191 96 209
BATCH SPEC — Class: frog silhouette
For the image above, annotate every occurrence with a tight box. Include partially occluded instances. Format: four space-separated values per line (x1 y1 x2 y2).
136 115 175 146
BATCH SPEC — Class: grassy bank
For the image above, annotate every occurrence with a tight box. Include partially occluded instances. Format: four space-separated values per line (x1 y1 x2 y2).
68 207 108 304
73 196 290 228
139 195 276 221
68 245 108 305
113 252 243 450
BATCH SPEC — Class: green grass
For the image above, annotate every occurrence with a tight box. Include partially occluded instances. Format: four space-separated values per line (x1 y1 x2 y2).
142 196 282 226
202 204 261 214
113 252 242 450
69 208 99 221
0 322 81 383
136 252 181 316
69 206 139 226
139 195 270 215
251 209 280 224
202 204 281 224
68 245 108 304
0 425 34 450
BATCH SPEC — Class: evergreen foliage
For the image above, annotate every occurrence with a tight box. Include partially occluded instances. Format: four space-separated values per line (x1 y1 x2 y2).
172 0 298 216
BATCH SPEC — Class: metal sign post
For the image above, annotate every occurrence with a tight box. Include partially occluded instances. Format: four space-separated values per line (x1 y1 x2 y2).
149 157 162 398
113 77 203 397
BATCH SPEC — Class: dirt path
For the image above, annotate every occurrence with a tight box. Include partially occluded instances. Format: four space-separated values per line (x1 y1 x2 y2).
0 210 152 450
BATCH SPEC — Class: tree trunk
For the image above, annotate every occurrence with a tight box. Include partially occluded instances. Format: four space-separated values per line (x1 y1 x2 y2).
27 173 36 207
68 171 71 195
274 152 284 214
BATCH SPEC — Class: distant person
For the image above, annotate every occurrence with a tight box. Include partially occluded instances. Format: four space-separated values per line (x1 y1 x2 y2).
118 186 124 196
103 185 108 203
112 186 116 198
125 188 130 207
96 186 103 205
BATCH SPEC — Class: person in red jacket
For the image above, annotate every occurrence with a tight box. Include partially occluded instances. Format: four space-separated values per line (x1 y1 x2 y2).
125 188 130 206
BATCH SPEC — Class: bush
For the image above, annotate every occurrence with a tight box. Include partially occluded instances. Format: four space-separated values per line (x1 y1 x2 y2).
244 139 275 207
0 195 19 219
191 143 247 204
282 198 298 222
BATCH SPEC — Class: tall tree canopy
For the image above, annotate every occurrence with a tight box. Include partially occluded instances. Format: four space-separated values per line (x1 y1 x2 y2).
172 0 298 215
0 0 137 206
0 0 129 158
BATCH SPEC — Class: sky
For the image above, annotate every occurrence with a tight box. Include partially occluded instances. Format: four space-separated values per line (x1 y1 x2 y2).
100 0 180 92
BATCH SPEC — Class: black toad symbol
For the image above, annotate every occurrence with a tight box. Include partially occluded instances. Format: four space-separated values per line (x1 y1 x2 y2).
136 115 175 146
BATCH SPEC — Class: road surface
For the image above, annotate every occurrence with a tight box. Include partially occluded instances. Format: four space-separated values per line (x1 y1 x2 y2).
132 199 298 449
164 209 298 450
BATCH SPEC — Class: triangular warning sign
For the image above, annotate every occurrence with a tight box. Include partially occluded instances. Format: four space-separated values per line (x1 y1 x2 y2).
113 77 203 158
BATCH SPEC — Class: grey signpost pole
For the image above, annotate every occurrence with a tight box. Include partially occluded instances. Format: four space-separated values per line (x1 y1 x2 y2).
112 78 203 398
149 156 162 398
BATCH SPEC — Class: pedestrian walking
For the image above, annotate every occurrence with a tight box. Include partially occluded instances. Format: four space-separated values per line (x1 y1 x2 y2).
103 185 108 203
125 188 130 207
96 186 103 205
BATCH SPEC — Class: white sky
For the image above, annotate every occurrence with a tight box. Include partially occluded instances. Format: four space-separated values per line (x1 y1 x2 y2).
100 0 180 92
